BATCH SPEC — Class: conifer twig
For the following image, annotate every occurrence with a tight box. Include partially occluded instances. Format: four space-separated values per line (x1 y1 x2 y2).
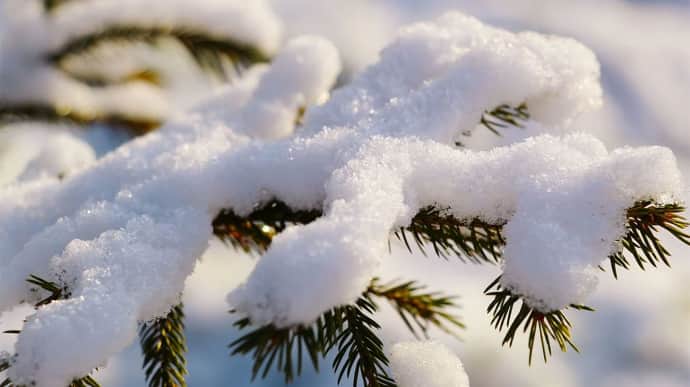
480 103 529 135
229 317 322 383
484 276 593 365
608 200 690 278
213 200 321 253
214 201 505 263
328 297 396 387
395 206 505 263
456 103 529 147
230 278 465 385
367 279 465 338
139 303 188 387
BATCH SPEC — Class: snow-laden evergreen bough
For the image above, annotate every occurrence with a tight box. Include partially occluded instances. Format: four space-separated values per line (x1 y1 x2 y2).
0 10 688 387
0 0 280 132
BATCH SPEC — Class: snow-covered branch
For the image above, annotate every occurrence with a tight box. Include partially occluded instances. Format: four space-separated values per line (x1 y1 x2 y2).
0 9 686 387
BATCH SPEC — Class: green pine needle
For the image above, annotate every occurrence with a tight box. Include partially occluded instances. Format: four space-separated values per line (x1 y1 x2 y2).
608 200 690 278
367 279 465 339
456 103 529 146
214 201 505 264
213 200 321 253
395 206 505 264
229 317 322 383
26 274 67 307
139 303 188 387
484 276 594 365
480 103 529 135
328 298 396 387
230 295 398 386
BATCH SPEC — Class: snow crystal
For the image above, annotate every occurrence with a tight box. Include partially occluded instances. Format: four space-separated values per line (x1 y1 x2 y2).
0 11 683 386
390 341 470 387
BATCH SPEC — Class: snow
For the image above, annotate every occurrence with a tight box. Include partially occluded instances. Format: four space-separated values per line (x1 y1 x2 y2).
0 9 684 387
198 36 341 139
390 341 470 387
0 0 282 121
302 12 602 144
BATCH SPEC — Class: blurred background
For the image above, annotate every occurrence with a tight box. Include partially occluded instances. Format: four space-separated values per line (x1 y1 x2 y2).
1 0 688 386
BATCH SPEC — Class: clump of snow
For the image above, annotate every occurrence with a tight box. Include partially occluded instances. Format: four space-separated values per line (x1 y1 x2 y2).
390 341 470 387
302 12 602 144
0 11 683 386
197 36 341 139
0 124 97 184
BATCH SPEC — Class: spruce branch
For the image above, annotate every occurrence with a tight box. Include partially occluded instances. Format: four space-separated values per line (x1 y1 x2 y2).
213 200 321 253
328 297 396 387
48 26 270 80
367 279 465 339
230 296 396 386
456 103 529 146
484 276 594 365
229 278 465 386
229 317 322 383
213 201 505 263
608 200 690 278
26 274 68 307
0 103 159 134
139 303 188 387
395 206 505 264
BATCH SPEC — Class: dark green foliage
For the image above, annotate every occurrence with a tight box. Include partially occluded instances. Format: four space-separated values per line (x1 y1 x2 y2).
229 279 467 386
608 200 690 278
230 298 396 387
0 103 159 134
480 103 529 135
214 202 505 264
456 103 529 146
48 26 269 80
139 304 187 387
484 276 594 365
229 317 322 383
367 279 465 339
26 274 68 307
213 200 321 253
395 206 504 264
329 298 396 387
68 376 102 387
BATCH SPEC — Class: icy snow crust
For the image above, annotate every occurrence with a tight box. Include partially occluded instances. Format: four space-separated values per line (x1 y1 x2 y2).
390 341 470 387
0 12 682 386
